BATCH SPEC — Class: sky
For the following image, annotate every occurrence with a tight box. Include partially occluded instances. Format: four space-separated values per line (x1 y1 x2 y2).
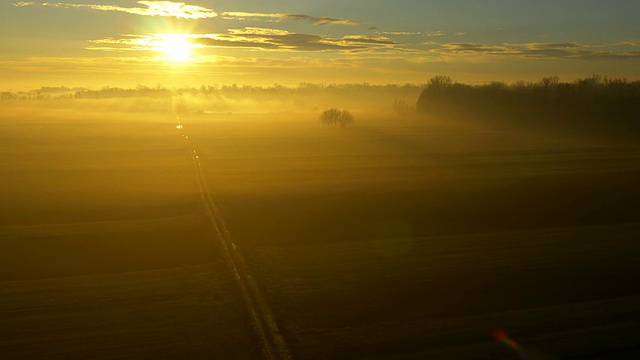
1 0 639 90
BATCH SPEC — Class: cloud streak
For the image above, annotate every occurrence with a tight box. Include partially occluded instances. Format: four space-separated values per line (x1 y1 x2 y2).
88 28 396 54
86 27 640 62
38 3 364 25
425 31 445 37
42 1 217 19
281 14 364 26
617 41 640 47
379 30 448 37
382 31 421 36
221 12 364 26
431 42 640 60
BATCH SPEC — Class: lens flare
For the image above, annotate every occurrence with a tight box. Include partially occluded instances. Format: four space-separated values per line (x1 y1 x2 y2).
494 329 527 359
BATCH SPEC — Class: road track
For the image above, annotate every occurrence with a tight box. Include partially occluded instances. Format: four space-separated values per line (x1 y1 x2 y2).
177 115 291 360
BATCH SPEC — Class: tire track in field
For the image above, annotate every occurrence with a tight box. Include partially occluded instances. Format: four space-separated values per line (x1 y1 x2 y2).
176 115 291 360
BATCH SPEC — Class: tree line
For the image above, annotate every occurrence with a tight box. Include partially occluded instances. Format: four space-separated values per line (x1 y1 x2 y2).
417 75 640 136
1 83 422 101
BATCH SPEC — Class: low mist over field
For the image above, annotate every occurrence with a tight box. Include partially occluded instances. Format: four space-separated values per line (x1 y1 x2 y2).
2 78 640 359
1 83 420 117
2 1 640 359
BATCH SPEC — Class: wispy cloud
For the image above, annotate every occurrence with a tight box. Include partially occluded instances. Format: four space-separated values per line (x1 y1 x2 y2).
218 29 395 50
281 14 364 26
381 31 422 36
12 1 34 6
221 12 364 26
380 30 460 37
425 31 445 37
88 34 157 52
435 42 512 54
40 3 363 25
617 41 640 46
220 11 277 20
341 35 396 45
42 1 217 19
85 28 640 62
432 41 640 60
524 42 581 50
88 28 396 54
228 27 291 37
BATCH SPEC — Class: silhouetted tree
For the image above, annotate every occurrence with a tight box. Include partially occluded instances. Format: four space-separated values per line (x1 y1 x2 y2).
392 99 414 117
428 75 453 89
320 108 354 127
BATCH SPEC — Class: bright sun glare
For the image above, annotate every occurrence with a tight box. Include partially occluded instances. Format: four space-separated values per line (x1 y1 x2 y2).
157 35 192 62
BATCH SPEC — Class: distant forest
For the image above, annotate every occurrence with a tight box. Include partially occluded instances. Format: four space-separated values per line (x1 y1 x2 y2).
0 83 421 102
0 83 421 114
418 75 640 136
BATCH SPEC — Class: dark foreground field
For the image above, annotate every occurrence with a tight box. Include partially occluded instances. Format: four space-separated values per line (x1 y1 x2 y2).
2 106 640 359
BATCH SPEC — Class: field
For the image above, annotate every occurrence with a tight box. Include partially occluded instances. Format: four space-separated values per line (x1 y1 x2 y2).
2 104 640 359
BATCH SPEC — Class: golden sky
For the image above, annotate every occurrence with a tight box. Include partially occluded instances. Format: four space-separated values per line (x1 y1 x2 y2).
2 0 639 89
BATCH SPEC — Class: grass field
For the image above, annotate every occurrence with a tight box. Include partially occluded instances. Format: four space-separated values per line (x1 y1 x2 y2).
0 107 259 359
1 105 639 359
188 112 640 359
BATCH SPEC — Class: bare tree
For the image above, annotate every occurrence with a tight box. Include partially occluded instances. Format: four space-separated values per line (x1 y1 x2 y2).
392 99 414 117
320 108 354 127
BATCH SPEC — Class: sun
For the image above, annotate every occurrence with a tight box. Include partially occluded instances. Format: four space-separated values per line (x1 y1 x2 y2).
157 35 192 62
